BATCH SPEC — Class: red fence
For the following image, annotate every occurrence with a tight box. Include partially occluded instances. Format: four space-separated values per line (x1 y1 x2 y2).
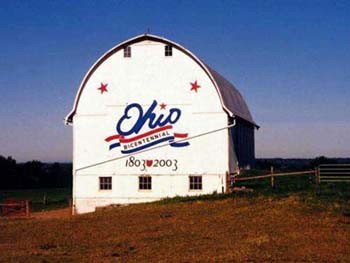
0 200 30 217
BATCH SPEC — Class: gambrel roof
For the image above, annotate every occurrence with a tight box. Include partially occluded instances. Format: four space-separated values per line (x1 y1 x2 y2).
206 66 257 127
65 34 257 127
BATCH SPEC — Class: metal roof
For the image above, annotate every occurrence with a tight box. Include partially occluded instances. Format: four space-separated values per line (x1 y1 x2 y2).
65 34 257 127
206 66 258 127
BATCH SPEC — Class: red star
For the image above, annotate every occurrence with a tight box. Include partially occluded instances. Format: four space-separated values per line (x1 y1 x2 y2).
190 80 200 93
160 103 167 110
97 83 108 94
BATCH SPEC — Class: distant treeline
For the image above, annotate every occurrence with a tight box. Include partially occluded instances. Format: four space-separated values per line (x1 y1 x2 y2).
0 156 72 190
1 155 349 190
256 156 350 171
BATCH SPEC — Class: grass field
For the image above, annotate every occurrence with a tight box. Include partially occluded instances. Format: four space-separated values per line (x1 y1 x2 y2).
0 173 349 262
0 188 71 211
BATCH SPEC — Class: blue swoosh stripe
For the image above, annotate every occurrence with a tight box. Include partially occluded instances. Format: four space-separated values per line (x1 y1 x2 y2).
121 136 174 154
170 141 190 147
109 142 121 150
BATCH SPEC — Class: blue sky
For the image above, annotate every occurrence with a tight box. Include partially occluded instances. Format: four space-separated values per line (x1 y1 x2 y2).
1 0 349 162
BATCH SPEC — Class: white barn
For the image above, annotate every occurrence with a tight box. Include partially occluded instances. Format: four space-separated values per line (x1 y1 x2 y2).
65 34 257 214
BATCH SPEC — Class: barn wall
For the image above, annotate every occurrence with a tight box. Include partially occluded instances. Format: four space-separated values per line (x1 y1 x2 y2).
74 174 225 214
230 117 255 169
72 40 230 213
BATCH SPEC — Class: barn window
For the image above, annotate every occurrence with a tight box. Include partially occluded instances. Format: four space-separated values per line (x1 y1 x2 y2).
189 176 202 190
139 176 152 190
165 45 172 56
99 177 112 190
124 46 131 57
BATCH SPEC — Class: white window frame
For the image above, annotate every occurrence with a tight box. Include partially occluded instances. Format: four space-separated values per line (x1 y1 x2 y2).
99 176 112 190
139 175 152 191
165 44 172 57
124 46 131 58
189 175 202 191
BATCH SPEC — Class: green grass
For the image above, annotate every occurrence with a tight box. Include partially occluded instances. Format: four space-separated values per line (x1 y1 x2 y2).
1 169 349 213
155 169 349 215
0 188 71 212
234 169 350 214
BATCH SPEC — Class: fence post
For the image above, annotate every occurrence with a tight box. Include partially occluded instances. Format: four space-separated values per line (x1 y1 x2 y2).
25 200 30 218
270 166 275 189
227 171 233 193
69 199 73 217
43 194 47 206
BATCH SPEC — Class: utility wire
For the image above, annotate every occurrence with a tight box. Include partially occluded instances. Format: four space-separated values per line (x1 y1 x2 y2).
76 121 236 172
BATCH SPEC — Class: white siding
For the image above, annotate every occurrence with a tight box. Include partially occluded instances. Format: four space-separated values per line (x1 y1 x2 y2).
71 40 229 213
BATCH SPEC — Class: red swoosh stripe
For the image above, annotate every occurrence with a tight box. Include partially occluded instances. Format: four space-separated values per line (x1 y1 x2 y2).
105 135 121 142
174 133 188 138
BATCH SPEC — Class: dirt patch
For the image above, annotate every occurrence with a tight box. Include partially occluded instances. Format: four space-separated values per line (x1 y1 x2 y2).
32 208 72 219
0 196 349 262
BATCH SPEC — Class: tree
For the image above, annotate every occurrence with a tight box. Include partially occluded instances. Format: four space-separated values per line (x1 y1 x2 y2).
310 156 335 167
